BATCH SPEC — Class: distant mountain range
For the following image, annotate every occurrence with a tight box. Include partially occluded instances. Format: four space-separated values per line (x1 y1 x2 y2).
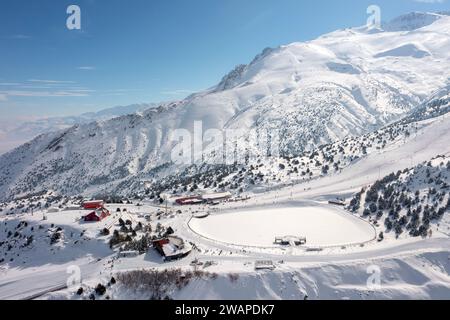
0 103 160 155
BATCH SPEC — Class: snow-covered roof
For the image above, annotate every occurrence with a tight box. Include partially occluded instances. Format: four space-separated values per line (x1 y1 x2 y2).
86 208 107 218
155 236 187 257
83 200 104 204
201 192 232 200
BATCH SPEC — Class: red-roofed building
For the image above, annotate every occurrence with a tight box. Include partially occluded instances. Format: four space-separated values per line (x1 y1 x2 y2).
84 207 110 222
152 236 191 261
82 200 104 210
175 196 203 206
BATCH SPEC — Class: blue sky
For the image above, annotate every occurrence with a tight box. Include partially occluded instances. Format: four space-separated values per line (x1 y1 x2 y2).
0 0 448 119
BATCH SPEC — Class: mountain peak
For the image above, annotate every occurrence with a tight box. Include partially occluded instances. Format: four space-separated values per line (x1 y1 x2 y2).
214 47 276 92
384 11 447 32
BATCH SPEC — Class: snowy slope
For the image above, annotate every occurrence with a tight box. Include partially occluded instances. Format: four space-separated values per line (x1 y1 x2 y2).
0 103 160 155
1 12 450 201
383 11 449 32
116 250 450 300
123 83 450 202
41 248 450 300
1 199 448 300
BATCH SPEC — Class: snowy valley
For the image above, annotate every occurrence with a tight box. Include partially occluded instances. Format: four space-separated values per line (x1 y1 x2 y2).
0 11 449 300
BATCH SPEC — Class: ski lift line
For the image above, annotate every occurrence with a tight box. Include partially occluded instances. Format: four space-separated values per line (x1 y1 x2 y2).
105 212 138 230
113 212 136 228
105 218 121 230
104 213 121 227
105 213 128 230
125 212 141 225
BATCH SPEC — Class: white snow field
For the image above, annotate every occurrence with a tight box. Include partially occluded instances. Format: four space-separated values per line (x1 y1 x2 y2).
189 205 375 247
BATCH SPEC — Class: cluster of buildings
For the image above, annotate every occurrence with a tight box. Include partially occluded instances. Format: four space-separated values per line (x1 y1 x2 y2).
81 200 192 262
82 200 111 222
175 192 232 206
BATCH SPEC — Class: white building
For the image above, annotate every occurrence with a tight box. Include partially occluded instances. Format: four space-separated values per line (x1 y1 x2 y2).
201 192 232 202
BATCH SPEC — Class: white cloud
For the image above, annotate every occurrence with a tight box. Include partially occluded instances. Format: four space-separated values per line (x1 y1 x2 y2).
0 83 21 86
77 66 96 70
18 85 61 89
161 89 196 96
27 79 76 84
99 88 147 96
2 34 30 40
0 79 93 100
0 90 90 98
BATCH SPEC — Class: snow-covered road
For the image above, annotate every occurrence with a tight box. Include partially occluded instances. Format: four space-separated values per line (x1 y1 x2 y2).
0 257 107 300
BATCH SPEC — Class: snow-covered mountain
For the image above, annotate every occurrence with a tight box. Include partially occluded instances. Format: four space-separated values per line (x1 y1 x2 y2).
402 84 450 124
1 12 450 201
134 83 450 203
0 103 160 155
383 11 449 31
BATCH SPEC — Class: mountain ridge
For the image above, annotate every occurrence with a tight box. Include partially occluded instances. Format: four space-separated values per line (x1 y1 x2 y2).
0 102 162 155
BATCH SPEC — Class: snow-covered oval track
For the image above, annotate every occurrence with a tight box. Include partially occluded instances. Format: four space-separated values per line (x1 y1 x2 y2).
188 203 376 248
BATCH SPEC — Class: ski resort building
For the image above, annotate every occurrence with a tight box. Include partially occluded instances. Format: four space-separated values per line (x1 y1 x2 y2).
82 200 105 210
152 236 191 261
175 196 203 206
175 192 232 206
84 207 110 222
201 192 232 203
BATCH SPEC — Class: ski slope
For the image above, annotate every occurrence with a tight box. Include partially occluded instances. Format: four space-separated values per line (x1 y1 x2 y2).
250 113 450 205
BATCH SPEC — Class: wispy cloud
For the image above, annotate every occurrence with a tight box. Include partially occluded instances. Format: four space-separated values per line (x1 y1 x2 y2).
99 88 148 96
161 89 196 96
0 83 21 86
27 79 76 84
18 85 62 90
66 86 93 91
2 34 30 40
0 90 90 98
77 66 96 71
0 79 93 98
